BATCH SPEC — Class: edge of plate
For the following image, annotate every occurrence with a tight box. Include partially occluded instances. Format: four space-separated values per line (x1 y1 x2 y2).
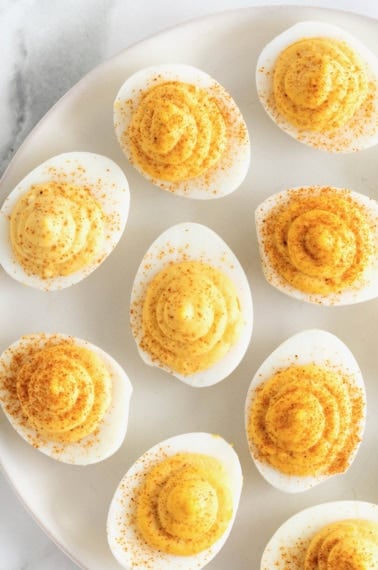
0 461 85 569
0 3 375 187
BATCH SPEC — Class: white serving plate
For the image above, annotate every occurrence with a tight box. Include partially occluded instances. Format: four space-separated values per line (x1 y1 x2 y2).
1 6 378 570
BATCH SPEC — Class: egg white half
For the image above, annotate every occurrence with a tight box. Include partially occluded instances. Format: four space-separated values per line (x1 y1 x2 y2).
255 186 378 306
114 64 250 199
256 21 378 152
130 222 253 387
0 151 130 290
245 329 366 493
0 333 133 465
261 500 378 570
107 432 243 570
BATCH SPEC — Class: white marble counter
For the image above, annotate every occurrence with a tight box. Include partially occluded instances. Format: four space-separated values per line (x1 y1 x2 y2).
0 1 377 569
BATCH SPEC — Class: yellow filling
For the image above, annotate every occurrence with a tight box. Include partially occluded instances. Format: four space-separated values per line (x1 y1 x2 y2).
261 187 373 295
10 181 105 279
247 364 364 477
16 343 112 443
127 81 227 182
135 453 233 555
305 519 378 569
141 260 242 375
273 37 368 132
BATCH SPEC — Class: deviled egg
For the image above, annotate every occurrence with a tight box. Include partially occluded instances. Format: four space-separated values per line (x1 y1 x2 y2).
245 329 366 492
261 501 378 569
255 185 378 305
256 21 378 152
130 222 253 387
0 151 130 290
107 432 243 570
114 64 250 198
0 333 132 465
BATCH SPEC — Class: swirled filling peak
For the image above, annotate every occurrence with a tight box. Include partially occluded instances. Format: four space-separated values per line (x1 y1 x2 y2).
135 453 233 555
247 363 364 477
10 181 105 279
141 260 242 375
261 187 374 296
16 342 112 443
304 519 378 570
273 37 368 132
127 81 227 182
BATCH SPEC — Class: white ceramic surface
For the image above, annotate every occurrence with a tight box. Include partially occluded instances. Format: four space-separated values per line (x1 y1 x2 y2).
1 4 378 570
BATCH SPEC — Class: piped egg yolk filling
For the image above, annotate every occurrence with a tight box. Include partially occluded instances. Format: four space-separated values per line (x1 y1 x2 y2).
135 453 233 556
141 260 242 375
273 37 368 132
16 342 112 443
304 519 378 570
247 364 364 477
10 181 105 279
127 81 227 182
261 187 373 296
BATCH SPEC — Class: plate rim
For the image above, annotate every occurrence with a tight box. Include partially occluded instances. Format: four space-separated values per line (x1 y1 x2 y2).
0 3 375 186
